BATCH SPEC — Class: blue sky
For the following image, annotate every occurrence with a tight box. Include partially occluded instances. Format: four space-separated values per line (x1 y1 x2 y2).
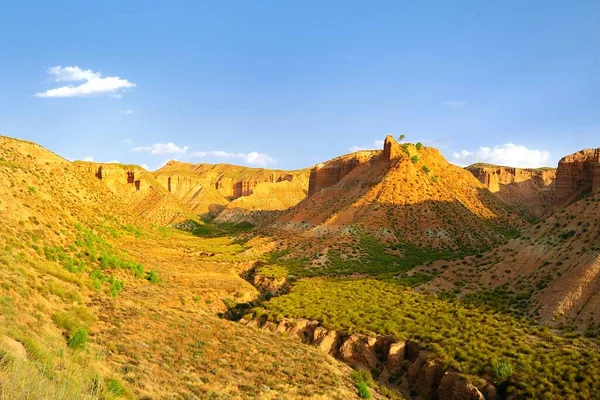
0 1 598 170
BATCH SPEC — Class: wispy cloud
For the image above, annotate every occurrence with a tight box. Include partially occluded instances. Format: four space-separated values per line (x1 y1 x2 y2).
79 156 119 163
35 66 136 98
452 143 550 168
120 109 133 115
192 150 275 166
132 142 188 155
443 100 467 109
349 139 385 152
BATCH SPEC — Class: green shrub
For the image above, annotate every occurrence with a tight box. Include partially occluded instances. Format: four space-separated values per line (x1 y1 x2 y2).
351 370 373 399
416 142 423 150
109 280 125 297
106 378 123 396
146 270 160 284
28 185 36 193
410 155 419 164
357 380 371 399
492 360 514 382
422 165 430 174
67 328 88 349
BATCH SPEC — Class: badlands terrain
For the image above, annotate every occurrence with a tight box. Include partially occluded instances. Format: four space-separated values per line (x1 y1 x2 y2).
1 134 600 400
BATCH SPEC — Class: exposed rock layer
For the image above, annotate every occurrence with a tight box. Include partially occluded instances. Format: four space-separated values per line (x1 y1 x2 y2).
241 316 494 400
466 164 556 219
554 148 600 207
153 161 310 219
308 151 378 196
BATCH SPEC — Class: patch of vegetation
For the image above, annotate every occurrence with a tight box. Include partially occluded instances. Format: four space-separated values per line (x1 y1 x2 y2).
43 226 150 295
264 234 459 279
410 155 419 164
180 219 255 238
52 306 95 350
260 278 600 399
146 269 160 284
351 370 372 399
462 285 531 317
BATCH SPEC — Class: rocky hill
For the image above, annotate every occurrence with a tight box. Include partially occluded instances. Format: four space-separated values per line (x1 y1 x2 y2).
466 164 556 219
153 161 310 221
421 149 600 328
0 135 369 399
271 136 524 269
554 148 600 206
74 161 197 225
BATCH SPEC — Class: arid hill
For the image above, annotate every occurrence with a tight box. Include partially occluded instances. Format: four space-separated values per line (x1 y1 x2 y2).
74 161 197 225
554 148 600 206
270 136 524 268
466 164 556 219
421 148 600 328
152 160 311 221
0 135 369 399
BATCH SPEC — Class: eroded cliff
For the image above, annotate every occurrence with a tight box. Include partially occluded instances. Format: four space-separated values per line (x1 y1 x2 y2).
554 148 600 207
467 164 556 219
308 151 379 196
153 161 311 219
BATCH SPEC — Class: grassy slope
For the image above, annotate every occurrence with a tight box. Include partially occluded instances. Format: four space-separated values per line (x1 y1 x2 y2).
0 136 364 399
258 278 600 399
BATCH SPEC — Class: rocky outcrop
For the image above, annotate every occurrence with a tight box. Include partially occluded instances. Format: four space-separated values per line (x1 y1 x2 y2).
252 273 288 295
153 161 310 218
240 316 493 400
554 148 600 206
467 165 555 194
438 371 487 400
467 164 556 218
75 161 196 225
382 135 402 161
307 151 378 196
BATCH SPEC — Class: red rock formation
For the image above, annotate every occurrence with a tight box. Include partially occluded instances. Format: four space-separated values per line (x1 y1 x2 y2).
468 165 555 194
154 162 309 216
308 151 378 196
555 148 600 206
382 134 402 161
467 164 556 218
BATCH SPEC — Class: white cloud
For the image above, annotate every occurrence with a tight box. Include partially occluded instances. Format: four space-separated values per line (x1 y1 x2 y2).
349 139 385 152
132 142 188 155
110 94 122 99
79 156 119 163
120 138 133 144
192 150 275 166
443 100 467 109
35 66 135 98
120 109 133 115
452 143 550 168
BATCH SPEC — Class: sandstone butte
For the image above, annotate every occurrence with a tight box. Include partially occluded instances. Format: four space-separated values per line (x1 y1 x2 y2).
466 164 556 219
272 135 526 257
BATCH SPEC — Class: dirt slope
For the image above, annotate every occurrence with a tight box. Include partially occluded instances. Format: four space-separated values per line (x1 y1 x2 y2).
467 164 556 219
420 149 600 328
0 135 366 399
271 136 524 264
